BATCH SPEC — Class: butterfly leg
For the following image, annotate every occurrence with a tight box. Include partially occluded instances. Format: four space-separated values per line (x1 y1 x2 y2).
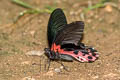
47 59 51 71
60 61 69 71
57 52 69 71
44 58 51 71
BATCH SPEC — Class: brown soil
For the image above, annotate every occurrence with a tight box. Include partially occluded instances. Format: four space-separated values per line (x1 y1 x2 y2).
0 0 120 80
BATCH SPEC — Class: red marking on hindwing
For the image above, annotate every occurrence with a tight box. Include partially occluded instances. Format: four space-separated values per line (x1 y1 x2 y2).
51 43 64 52
51 43 98 62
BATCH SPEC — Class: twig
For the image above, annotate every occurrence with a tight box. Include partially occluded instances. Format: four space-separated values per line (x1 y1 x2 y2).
12 0 33 9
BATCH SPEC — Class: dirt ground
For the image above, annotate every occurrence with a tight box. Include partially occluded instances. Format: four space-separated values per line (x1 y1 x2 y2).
0 0 120 80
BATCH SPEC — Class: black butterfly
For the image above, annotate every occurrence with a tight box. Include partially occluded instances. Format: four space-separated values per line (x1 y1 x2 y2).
44 8 99 70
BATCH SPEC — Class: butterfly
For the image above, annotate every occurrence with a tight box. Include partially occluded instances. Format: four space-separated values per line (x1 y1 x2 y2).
44 8 99 70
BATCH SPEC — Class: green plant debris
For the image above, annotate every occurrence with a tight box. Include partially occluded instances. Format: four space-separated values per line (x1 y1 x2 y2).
45 5 56 12
13 9 54 23
0 33 9 40
83 0 111 13
0 50 10 56
12 0 33 9
11 0 56 23
83 3 104 13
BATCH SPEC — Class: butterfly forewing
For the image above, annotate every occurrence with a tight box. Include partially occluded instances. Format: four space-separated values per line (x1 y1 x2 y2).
47 8 67 47
55 21 84 46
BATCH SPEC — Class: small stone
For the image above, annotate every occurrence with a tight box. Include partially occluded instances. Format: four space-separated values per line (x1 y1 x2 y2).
38 19 42 23
70 11 75 15
22 76 35 80
103 73 118 78
21 61 30 65
104 5 113 12
92 76 99 79
86 19 92 23
94 15 99 19
26 50 44 56
73 3 80 8
60 66 64 69
54 68 61 73
30 31 35 37
44 71 54 76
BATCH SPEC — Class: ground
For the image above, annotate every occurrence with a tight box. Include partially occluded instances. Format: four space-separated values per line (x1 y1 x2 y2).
0 0 120 80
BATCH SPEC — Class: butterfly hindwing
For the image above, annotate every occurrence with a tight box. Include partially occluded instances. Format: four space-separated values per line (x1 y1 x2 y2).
47 8 67 47
55 21 84 46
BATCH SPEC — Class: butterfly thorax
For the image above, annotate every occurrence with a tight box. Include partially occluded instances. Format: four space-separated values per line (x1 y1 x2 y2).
44 48 60 60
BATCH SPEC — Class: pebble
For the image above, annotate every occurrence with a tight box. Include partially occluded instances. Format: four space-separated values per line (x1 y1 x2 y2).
22 76 35 80
54 68 61 73
103 73 118 78
30 31 35 37
21 61 30 65
60 66 64 69
25 50 44 56
92 75 99 79
104 5 113 12
44 71 54 76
